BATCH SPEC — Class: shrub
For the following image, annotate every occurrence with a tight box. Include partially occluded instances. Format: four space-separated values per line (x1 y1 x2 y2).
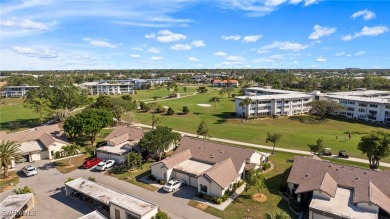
55 151 61 159
13 186 33 194
159 180 166 185
65 177 75 183
216 198 223 204
157 105 166 113
139 101 145 110
182 106 189 114
167 107 174 115
222 194 228 202
111 166 127 174
263 162 271 171
231 94 236 98
88 176 96 182
152 210 169 219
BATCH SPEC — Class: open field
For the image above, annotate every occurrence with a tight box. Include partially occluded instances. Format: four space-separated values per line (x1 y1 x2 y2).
0 98 39 131
133 88 390 162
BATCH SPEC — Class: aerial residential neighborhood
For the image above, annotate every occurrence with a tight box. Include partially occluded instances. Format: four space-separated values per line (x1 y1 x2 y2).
1 0 390 219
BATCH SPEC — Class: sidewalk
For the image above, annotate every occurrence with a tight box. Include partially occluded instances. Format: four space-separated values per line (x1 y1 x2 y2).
131 123 390 168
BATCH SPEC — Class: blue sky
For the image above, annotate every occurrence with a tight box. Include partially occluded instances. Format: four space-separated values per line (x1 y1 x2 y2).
1 0 389 70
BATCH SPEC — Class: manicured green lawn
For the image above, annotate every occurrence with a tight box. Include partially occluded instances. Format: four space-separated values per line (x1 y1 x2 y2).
54 155 88 174
133 88 390 162
0 98 39 131
108 162 159 191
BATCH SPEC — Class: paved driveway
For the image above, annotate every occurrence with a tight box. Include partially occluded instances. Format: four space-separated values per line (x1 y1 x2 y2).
1 160 219 219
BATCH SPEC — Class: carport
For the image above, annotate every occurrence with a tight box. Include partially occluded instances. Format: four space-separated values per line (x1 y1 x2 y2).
173 159 213 188
0 193 35 219
65 178 158 219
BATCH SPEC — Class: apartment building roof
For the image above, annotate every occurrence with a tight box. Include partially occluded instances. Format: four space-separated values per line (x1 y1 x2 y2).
325 95 390 104
235 93 313 101
104 126 144 146
327 90 390 97
245 87 304 94
288 156 390 213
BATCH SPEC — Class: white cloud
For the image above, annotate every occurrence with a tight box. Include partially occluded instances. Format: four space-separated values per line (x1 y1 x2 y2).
12 46 58 58
191 40 206 47
225 55 245 61
148 48 160 54
293 61 299 64
214 51 227 57
131 47 143 51
1 17 49 30
342 26 389 41
242 35 263 43
262 41 308 51
351 10 375 20
221 35 241 40
335 52 346 56
130 54 141 58
83 38 117 48
151 56 163 61
309 25 336 40
170 44 192 51
188 57 200 62
146 29 186 43
354 51 365 56
256 50 269 54
253 54 283 63
265 0 288 6
289 0 302 4
145 33 156 39
316 56 327 62
304 0 321 6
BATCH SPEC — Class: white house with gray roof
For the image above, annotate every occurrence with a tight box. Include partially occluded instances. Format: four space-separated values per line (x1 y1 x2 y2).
151 137 270 198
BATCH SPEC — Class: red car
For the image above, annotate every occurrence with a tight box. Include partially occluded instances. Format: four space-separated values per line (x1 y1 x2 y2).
82 158 102 169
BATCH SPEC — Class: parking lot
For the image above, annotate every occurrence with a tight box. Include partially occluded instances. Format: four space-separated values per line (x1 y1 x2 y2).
1 160 218 219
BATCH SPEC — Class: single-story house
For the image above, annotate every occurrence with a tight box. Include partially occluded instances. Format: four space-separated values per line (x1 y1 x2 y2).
151 137 270 198
287 156 390 219
65 178 158 219
0 124 70 163
96 126 144 164
0 193 35 219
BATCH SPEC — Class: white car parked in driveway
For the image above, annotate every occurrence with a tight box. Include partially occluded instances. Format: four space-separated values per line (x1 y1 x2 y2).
22 165 37 176
95 160 115 171
163 179 185 192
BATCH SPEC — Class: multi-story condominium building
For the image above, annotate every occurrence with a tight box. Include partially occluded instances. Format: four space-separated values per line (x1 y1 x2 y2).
3 85 40 98
80 81 135 95
324 89 390 124
212 79 239 87
235 94 313 118
244 86 303 96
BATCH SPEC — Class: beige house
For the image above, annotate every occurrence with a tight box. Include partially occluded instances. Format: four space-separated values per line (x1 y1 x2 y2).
96 126 144 164
0 124 70 163
151 137 270 197
287 156 390 219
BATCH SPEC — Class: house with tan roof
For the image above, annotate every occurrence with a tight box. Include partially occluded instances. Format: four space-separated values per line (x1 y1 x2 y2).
287 156 390 219
96 126 145 164
0 124 70 163
212 79 239 87
151 137 270 198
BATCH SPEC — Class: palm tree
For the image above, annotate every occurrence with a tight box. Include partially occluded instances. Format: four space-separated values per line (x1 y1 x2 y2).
0 141 22 178
62 144 80 165
219 89 226 98
209 96 221 114
239 98 252 120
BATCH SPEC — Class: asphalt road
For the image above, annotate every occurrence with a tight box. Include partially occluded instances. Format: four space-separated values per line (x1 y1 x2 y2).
0 160 219 219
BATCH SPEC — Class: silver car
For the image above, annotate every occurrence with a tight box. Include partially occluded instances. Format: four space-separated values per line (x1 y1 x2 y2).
22 165 37 176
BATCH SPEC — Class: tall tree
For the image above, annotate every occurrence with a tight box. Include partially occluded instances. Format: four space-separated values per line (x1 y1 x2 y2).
245 168 266 194
125 152 143 170
197 121 210 139
224 86 234 98
239 98 252 120
308 138 325 155
266 132 282 154
358 131 390 169
183 86 188 95
0 141 22 178
62 144 80 165
219 89 226 98
151 114 162 129
308 100 344 120
24 97 53 124
138 126 181 160
209 96 221 114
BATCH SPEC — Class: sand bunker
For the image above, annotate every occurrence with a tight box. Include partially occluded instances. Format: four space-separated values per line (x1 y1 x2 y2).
197 104 211 107
163 106 169 109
